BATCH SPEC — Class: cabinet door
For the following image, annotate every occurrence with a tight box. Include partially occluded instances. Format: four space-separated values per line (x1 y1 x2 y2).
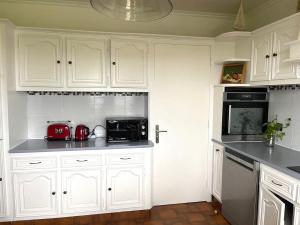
107 167 144 210
251 33 273 82
294 207 300 225
111 39 148 88
61 169 103 214
0 176 4 217
258 187 285 225
212 144 223 202
66 38 107 88
272 26 299 80
18 34 63 87
13 172 58 217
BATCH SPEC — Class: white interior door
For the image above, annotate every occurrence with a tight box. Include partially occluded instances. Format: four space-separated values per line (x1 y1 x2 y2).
150 43 211 205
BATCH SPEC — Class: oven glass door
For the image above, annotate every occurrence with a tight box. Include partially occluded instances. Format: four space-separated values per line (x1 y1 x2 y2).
222 102 268 136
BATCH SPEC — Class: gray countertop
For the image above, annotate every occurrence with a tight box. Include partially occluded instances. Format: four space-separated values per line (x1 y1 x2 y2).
213 139 300 180
9 139 154 154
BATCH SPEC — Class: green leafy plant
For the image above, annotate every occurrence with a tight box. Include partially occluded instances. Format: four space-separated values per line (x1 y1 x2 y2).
263 117 291 141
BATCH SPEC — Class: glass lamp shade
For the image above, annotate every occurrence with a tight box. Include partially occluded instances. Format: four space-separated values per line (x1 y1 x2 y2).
90 0 173 22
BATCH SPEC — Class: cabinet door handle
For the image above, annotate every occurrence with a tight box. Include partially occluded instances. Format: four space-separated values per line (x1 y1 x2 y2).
271 180 283 187
216 149 220 152
273 53 278 57
76 160 88 163
265 55 270 59
0 178 2 181
120 157 131 160
29 162 42 165
68 61 72 65
108 188 112 191
51 192 56 195
57 60 61 64
112 62 116 65
63 191 67 194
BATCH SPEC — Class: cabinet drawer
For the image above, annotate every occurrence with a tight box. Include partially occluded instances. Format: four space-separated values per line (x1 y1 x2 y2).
12 157 57 170
106 152 144 165
61 155 103 168
261 165 297 201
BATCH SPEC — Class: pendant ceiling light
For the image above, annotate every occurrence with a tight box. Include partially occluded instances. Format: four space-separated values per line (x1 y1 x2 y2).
90 0 173 22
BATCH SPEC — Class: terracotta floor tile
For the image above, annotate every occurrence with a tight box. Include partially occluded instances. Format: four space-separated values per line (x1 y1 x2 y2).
6 202 230 225
158 209 178 220
186 213 205 223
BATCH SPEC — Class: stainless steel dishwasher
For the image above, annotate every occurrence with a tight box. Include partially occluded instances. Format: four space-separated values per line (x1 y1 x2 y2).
222 148 260 225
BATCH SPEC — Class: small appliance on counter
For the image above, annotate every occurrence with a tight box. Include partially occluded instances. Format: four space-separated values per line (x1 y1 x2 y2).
75 124 90 141
106 117 148 143
46 121 72 141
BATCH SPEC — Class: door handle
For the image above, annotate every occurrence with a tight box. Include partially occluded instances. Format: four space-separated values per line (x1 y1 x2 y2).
155 125 167 144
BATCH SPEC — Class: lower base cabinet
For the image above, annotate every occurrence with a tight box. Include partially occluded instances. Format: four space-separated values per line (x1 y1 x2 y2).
294 207 300 225
0 177 5 217
61 169 103 214
258 186 285 225
13 172 58 217
107 167 144 210
10 148 152 220
212 143 224 202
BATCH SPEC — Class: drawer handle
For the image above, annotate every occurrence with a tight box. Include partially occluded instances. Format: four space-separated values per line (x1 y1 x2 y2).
271 180 283 187
120 157 131 160
29 162 42 165
76 160 88 163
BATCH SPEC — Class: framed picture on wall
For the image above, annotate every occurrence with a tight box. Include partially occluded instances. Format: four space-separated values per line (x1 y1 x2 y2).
221 63 246 84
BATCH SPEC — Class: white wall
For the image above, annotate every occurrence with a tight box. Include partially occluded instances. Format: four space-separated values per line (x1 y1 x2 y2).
27 94 148 139
269 89 300 151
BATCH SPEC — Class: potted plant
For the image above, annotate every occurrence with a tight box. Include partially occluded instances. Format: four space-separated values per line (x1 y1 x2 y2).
263 117 291 147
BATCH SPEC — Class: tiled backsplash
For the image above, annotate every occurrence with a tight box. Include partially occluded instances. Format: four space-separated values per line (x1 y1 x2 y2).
269 89 300 151
27 95 148 139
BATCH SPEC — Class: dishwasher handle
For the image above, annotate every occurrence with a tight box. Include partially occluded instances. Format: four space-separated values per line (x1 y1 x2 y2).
225 151 255 171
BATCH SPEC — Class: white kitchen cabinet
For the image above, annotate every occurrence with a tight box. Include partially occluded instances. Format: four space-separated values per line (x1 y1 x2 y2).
251 32 273 82
212 143 223 202
110 39 148 88
13 171 58 217
61 169 103 214
258 187 285 225
251 21 300 83
107 167 144 210
18 34 64 87
272 26 299 80
66 38 107 88
0 176 4 217
294 207 300 225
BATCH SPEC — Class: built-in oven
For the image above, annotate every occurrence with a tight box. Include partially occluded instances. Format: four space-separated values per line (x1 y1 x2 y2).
222 87 269 142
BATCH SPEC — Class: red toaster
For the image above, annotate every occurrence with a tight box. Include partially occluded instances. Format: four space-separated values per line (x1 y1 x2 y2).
47 123 71 141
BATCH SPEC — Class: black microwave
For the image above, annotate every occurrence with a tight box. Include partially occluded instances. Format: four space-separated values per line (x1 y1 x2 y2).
106 117 148 143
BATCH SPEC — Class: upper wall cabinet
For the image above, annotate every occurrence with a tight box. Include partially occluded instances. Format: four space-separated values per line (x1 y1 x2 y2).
16 32 150 91
251 33 273 82
251 18 300 84
111 39 148 88
66 37 107 88
18 34 64 87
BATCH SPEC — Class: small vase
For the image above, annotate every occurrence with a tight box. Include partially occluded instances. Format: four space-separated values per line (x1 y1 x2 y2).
267 136 275 147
